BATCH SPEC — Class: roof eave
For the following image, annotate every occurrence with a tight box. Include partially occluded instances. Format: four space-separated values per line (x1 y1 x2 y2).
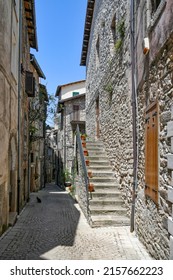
80 0 95 66
30 54 46 79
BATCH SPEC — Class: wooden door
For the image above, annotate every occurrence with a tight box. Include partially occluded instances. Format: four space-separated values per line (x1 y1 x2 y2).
145 100 158 204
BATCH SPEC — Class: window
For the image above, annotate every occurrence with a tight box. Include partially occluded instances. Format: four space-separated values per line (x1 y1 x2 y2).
72 92 79 97
151 0 162 14
145 100 158 204
111 14 116 43
73 105 80 121
110 14 116 56
25 71 35 97
96 36 100 69
60 111 64 130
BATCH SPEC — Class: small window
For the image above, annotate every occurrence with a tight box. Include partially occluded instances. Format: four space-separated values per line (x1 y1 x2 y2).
151 0 162 14
31 153 34 163
111 14 116 43
60 111 64 130
72 92 79 97
96 36 100 69
110 14 116 55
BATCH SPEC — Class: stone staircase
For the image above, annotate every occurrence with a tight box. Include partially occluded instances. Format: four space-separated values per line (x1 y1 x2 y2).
84 140 129 227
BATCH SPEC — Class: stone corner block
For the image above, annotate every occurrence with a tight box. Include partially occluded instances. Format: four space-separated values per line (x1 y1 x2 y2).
170 235 173 260
167 154 173 170
167 121 173 138
168 186 173 204
168 217 173 236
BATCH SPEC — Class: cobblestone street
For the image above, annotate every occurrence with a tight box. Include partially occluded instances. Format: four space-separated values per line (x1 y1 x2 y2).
0 184 153 260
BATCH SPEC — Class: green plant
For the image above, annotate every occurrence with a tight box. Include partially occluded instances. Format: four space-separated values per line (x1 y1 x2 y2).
114 39 123 51
117 19 125 39
64 169 72 182
114 19 125 52
103 82 113 93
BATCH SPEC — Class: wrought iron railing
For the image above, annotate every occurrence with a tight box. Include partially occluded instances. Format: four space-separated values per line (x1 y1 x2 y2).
75 125 90 218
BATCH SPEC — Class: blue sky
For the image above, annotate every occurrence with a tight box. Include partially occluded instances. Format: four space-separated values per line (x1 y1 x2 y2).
32 0 87 97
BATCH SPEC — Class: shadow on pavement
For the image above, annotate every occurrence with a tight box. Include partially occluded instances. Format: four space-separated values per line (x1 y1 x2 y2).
0 184 81 260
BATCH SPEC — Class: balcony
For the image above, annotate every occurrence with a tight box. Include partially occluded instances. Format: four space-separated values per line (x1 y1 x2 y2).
70 111 85 129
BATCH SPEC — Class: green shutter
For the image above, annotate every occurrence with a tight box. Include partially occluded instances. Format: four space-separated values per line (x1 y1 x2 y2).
72 92 79 97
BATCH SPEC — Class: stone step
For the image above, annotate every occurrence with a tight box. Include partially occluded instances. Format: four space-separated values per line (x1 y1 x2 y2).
90 205 127 215
91 183 120 194
89 177 117 183
86 142 104 147
90 199 124 206
90 215 130 227
91 191 122 198
86 155 108 161
89 171 115 177
88 165 112 171
89 160 110 166
87 150 106 156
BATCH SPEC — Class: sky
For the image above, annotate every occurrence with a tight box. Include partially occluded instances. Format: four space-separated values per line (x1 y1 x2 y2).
32 0 87 98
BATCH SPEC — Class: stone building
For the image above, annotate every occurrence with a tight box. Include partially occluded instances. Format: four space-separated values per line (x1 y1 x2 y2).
55 80 86 186
0 0 45 236
29 55 47 192
135 0 173 260
80 0 173 259
45 128 57 184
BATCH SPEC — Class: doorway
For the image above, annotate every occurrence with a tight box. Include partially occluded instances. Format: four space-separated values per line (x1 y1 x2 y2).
96 97 100 138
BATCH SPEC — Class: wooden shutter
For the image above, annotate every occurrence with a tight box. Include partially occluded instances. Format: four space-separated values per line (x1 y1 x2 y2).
25 71 35 97
145 100 158 204
73 105 80 121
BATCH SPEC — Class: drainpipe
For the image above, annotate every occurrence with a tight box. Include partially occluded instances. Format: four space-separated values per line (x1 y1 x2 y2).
17 0 22 214
130 0 138 232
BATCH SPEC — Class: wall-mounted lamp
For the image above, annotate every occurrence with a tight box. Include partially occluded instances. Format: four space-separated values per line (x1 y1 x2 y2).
143 37 150 55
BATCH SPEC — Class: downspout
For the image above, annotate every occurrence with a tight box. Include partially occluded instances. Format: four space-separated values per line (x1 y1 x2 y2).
130 0 138 232
17 0 22 214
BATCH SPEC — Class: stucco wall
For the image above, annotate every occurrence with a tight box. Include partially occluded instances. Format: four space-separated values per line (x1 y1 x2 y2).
0 1 18 235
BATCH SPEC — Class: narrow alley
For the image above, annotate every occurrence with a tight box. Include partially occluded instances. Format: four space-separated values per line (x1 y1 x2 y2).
0 184 153 260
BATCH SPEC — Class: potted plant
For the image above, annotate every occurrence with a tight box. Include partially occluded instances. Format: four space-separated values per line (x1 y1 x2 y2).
64 169 72 187
88 183 94 192
80 133 87 141
84 150 88 156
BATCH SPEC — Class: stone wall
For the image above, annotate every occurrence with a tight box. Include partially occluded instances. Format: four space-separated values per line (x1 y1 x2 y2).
136 37 173 259
85 0 133 214
62 95 85 172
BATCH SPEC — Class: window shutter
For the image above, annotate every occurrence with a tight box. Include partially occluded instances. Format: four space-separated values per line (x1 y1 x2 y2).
72 92 79 97
25 71 35 97
145 100 158 204
73 105 79 121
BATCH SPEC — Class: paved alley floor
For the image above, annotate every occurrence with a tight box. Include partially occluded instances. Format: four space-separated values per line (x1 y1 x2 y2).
0 184 153 260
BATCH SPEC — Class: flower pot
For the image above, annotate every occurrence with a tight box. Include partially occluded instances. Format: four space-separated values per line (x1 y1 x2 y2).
81 135 86 141
64 182 71 187
82 142 86 148
88 171 93 178
88 183 94 192
84 150 88 156
85 159 90 166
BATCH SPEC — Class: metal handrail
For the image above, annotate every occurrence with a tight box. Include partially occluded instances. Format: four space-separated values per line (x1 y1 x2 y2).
76 125 90 217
